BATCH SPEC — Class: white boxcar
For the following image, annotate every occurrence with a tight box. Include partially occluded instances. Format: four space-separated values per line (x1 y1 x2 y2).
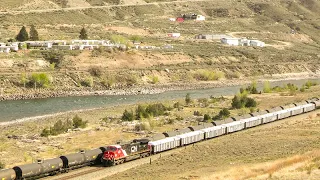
313 100 320 109
201 126 226 139
148 136 180 153
224 121 245 133
290 105 304 115
176 131 204 146
241 116 262 128
277 109 292 119
261 112 278 124
303 103 315 112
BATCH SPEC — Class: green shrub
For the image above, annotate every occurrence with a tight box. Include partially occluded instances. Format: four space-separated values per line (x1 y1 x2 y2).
231 95 242 109
41 50 65 67
245 81 259 94
50 120 68 135
213 108 230 120
72 115 88 128
150 76 159 84
146 103 167 117
193 69 224 81
304 81 317 89
110 35 128 44
122 109 134 121
40 128 50 137
40 117 83 137
245 98 257 108
219 108 230 117
135 122 151 131
231 94 257 109
101 76 116 88
29 73 51 88
204 114 211 121
136 105 149 119
20 73 28 88
130 35 141 42
81 77 94 87
263 81 271 93
135 103 168 119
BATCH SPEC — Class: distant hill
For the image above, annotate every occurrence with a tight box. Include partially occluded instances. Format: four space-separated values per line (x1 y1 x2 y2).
0 0 147 10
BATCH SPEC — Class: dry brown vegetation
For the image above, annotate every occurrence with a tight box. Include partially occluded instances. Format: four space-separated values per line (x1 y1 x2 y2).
0 0 319 98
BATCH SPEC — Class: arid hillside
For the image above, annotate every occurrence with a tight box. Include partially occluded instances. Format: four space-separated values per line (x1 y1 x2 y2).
0 0 320 99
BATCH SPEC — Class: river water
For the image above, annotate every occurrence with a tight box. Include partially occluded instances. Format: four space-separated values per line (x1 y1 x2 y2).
0 79 319 122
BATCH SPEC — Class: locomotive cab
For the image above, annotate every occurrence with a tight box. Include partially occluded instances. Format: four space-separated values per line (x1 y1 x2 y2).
101 139 151 166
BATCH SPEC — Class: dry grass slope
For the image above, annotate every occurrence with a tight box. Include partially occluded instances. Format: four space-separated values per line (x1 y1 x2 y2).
107 110 320 180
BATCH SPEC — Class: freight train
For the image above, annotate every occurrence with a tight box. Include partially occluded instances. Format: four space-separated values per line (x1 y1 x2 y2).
1 98 319 180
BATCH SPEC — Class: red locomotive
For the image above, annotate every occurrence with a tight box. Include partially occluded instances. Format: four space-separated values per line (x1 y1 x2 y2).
101 139 150 166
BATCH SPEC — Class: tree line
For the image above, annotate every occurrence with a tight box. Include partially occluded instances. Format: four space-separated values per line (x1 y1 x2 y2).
15 26 88 42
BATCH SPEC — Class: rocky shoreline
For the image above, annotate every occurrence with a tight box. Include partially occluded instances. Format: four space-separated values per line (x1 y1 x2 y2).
1 73 320 101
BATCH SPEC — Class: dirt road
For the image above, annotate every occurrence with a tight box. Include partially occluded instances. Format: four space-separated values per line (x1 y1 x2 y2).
0 0 210 15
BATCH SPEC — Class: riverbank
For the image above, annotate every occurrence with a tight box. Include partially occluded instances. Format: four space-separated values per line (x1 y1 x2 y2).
0 84 319 169
1 72 319 101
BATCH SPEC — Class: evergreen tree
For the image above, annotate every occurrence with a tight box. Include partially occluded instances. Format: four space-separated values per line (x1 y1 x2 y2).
29 25 39 41
16 26 29 42
79 27 88 40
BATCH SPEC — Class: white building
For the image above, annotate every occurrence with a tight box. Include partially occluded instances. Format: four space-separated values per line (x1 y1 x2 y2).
0 46 10 53
196 15 205 21
51 45 73 50
71 40 110 45
221 38 239 46
250 40 265 47
167 33 181 38
25 41 53 49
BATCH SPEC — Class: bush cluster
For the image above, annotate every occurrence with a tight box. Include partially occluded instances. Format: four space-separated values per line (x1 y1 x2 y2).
40 115 87 137
81 77 94 87
241 81 259 94
193 69 224 81
213 108 231 120
231 94 257 109
41 50 65 68
22 73 51 88
121 103 169 121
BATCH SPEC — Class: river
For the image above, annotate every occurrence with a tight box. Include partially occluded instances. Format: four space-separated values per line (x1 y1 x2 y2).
0 79 319 122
